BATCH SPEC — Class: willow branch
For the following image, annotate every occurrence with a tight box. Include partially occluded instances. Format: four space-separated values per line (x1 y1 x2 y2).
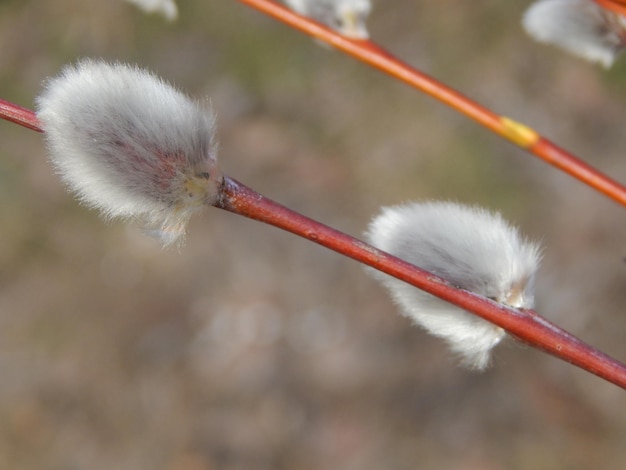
217 176 626 389
2 101 625 388
237 0 626 208
0 98 44 132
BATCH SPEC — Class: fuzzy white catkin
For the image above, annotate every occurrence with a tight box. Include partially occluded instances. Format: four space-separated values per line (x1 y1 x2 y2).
365 202 541 370
36 60 222 247
125 0 178 21
283 0 371 38
523 0 626 67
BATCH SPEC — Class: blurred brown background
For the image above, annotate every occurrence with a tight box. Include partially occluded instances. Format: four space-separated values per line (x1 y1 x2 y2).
2 0 626 468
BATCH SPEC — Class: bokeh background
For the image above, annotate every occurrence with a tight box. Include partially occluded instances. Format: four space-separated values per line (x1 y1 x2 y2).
2 0 626 468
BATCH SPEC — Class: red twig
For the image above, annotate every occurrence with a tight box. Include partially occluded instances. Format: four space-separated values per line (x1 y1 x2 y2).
0 98 43 132
237 0 626 208
2 98 626 387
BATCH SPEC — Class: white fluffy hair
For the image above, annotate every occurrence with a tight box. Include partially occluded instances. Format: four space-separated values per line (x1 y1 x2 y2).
283 0 371 38
365 201 541 370
125 0 178 21
36 59 222 247
523 0 626 67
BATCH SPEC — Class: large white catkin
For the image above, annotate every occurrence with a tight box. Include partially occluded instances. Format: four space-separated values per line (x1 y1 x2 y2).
523 0 626 68
283 0 371 38
36 60 223 247
365 202 541 370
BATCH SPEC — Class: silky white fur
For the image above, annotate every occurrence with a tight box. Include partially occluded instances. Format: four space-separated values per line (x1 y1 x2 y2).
523 0 626 67
365 201 541 370
36 60 222 246
283 0 371 38
125 0 178 21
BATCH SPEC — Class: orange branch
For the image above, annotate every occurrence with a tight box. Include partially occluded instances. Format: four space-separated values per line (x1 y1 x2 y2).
238 0 626 207
595 0 626 17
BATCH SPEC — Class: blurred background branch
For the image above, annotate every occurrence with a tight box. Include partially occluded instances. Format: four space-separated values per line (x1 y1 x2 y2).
240 0 626 207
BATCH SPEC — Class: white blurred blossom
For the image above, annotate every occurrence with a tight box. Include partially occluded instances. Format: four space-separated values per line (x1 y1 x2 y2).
125 0 178 21
283 0 371 39
523 0 626 67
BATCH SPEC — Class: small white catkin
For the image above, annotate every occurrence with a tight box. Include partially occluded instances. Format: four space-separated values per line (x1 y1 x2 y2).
36 59 222 247
125 0 178 21
283 0 371 39
365 201 541 370
523 0 626 68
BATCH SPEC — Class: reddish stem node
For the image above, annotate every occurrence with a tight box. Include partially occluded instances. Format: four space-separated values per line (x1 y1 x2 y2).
0 98 43 132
